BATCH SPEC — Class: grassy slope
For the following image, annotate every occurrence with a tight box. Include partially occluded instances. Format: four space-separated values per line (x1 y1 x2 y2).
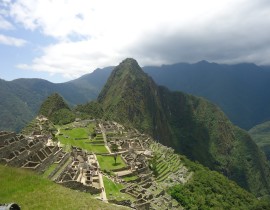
0 165 127 210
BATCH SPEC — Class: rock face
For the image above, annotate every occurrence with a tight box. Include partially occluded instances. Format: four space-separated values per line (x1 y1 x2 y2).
98 58 270 196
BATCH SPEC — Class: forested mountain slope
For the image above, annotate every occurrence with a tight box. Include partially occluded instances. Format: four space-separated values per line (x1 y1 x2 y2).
97 58 270 196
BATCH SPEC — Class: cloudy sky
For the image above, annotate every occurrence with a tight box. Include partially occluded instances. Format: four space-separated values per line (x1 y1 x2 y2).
1 0 270 82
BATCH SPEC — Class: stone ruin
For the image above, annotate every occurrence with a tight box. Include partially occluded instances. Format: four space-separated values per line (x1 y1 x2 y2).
55 147 102 194
0 131 65 173
0 131 102 195
99 122 186 210
1 118 192 209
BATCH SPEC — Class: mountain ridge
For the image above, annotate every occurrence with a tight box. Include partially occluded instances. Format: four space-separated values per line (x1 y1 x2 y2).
249 121 270 161
2 60 270 132
95 58 270 196
0 67 111 132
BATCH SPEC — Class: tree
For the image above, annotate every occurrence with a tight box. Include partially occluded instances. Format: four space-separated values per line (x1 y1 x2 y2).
111 144 119 164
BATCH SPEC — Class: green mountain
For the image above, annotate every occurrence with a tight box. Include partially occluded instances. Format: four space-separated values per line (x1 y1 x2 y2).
144 62 270 130
98 59 167 135
97 58 270 196
39 93 75 125
0 67 111 132
3 60 270 133
249 121 270 161
0 79 34 132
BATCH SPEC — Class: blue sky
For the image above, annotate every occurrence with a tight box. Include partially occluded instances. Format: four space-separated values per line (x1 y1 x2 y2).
0 22 62 81
1 0 270 83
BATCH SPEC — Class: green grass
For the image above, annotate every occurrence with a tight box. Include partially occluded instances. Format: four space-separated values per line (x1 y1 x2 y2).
123 175 139 182
88 123 95 133
97 155 126 171
95 134 103 140
89 140 104 144
103 176 134 201
42 163 58 178
0 165 128 210
61 127 89 139
57 127 108 153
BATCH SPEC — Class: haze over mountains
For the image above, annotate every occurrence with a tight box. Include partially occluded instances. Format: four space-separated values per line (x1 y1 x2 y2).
1 60 270 132
144 61 270 130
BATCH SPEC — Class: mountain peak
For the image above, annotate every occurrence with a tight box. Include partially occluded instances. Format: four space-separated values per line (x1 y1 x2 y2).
120 58 139 66
39 93 75 124
113 58 143 75
196 60 210 65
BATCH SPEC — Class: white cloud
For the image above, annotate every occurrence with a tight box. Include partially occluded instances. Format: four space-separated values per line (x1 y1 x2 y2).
0 0 14 30
7 0 270 79
0 34 27 47
0 16 14 30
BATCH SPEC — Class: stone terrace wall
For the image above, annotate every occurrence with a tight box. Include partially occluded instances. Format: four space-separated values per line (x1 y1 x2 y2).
60 181 102 194
0 131 16 142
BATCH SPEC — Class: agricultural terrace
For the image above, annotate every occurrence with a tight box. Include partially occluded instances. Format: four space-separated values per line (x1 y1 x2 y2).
103 176 134 201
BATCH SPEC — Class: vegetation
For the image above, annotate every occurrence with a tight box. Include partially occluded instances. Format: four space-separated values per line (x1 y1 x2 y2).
144 61 270 130
0 165 127 210
148 154 159 177
103 176 134 201
97 58 270 196
3 61 270 133
168 156 270 210
111 144 119 164
75 101 104 119
57 126 108 153
0 69 110 132
249 121 270 160
3 58 270 208
122 175 138 182
97 155 126 171
39 93 75 125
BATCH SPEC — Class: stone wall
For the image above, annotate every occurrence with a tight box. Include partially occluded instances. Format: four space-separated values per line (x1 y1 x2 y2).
36 148 62 173
48 153 70 179
0 136 28 159
60 181 101 194
0 131 16 142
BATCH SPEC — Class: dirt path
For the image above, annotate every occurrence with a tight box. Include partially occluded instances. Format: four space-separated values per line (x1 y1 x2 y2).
93 154 108 202
99 123 112 154
99 173 108 202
